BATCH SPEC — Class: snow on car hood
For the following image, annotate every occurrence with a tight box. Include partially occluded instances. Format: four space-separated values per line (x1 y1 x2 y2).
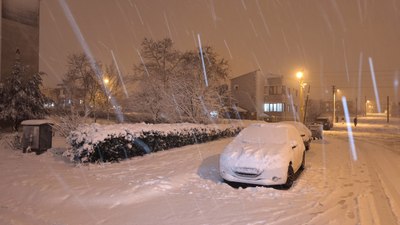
220 139 289 171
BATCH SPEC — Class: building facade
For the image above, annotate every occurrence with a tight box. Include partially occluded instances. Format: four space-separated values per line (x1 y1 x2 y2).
230 70 264 120
0 0 40 82
231 70 301 121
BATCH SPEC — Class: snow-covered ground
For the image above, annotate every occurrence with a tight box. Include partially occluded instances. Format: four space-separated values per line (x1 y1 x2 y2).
0 115 399 225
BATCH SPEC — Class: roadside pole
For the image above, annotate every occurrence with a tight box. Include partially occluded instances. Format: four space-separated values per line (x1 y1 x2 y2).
387 96 389 123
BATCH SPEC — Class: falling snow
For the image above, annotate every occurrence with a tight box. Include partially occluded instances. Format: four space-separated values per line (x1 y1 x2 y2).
1 0 400 224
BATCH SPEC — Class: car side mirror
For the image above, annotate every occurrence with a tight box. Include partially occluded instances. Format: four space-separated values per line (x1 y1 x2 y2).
291 140 297 149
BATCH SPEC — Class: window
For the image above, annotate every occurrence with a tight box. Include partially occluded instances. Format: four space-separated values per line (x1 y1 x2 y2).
281 86 286 95
264 103 284 112
268 86 282 95
268 86 275 95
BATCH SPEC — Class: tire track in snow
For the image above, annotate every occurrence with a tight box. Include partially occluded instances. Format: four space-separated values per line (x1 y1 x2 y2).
330 131 400 224
356 139 400 225
302 136 372 225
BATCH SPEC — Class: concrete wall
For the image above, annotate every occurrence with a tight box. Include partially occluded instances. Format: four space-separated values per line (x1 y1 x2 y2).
0 0 40 81
231 71 259 116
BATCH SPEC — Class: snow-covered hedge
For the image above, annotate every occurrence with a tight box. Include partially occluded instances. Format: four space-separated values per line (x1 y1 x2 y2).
64 122 243 163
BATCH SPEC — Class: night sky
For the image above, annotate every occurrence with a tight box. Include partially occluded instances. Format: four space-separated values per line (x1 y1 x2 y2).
39 0 400 106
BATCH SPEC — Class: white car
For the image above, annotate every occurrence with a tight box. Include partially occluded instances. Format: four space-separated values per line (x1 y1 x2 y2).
280 121 312 150
220 123 305 189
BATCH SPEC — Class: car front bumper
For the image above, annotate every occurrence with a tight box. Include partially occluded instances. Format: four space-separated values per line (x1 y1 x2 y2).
220 166 288 186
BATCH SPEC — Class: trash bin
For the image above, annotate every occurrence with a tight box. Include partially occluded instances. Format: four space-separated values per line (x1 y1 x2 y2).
21 120 53 153
308 123 323 140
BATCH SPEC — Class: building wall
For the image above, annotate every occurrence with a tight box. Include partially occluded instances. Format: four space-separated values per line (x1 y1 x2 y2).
0 0 40 81
231 70 300 121
254 70 265 117
231 70 259 117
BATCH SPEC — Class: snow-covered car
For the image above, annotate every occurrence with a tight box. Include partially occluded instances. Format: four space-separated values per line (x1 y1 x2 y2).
220 123 306 189
315 117 333 130
280 121 312 150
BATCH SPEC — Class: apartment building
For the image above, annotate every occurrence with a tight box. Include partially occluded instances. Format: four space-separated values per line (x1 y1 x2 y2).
231 70 301 121
0 0 40 82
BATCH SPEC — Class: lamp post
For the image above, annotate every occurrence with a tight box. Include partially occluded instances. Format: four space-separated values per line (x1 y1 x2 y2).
296 71 304 122
332 85 336 124
103 77 110 120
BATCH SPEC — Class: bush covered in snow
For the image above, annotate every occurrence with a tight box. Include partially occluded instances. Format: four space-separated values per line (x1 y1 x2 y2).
64 123 243 163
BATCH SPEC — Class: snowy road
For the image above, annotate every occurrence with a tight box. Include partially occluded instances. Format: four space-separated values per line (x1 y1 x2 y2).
0 116 399 225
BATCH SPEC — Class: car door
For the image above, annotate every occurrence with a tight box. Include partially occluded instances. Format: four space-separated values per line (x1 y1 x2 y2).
288 127 305 170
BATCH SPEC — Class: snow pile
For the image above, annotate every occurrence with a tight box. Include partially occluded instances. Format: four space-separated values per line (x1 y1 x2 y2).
65 122 243 163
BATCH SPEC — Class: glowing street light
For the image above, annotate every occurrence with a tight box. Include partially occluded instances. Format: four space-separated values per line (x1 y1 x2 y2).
365 100 371 115
103 77 110 85
296 71 304 80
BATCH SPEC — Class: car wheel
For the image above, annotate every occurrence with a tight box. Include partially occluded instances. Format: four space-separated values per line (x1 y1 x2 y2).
282 164 295 189
300 152 305 170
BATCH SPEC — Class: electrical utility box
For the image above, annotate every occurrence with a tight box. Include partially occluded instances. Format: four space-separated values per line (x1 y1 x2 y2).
21 120 53 153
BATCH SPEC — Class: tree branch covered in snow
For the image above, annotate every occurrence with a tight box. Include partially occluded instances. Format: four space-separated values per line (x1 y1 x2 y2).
0 53 48 130
131 38 230 124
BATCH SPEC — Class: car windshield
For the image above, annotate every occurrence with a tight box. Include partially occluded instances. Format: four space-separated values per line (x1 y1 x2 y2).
237 126 287 145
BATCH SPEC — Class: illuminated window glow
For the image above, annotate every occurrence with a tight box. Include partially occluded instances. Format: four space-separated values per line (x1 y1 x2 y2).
264 103 284 112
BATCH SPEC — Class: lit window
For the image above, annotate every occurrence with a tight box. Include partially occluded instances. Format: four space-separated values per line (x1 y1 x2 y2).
264 103 284 112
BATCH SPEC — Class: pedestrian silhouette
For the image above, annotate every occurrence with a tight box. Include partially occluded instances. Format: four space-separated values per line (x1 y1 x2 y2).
353 117 358 127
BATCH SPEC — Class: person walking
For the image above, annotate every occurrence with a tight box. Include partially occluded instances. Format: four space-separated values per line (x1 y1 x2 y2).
353 117 358 127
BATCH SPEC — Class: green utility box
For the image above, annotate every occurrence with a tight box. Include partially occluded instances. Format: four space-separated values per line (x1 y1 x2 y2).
21 120 53 153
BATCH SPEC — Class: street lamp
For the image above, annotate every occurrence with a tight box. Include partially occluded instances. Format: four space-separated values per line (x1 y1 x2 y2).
103 77 110 120
365 100 370 115
332 86 341 123
103 77 109 85
296 71 304 122
296 71 304 80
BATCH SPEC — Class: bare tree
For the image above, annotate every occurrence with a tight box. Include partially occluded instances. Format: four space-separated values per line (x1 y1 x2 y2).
62 53 106 121
132 38 230 123
133 38 182 122
169 47 230 123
